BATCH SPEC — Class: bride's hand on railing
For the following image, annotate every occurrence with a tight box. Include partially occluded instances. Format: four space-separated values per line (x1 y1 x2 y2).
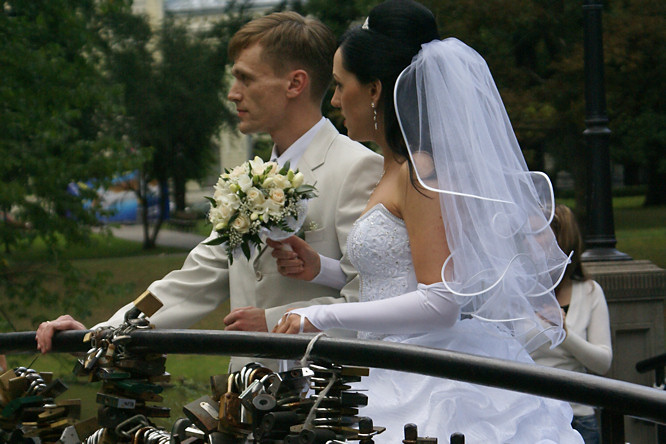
267 236 320 281
273 310 319 334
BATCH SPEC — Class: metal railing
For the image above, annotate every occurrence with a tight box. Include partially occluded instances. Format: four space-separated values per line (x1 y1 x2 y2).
636 352 666 443
2 330 666 442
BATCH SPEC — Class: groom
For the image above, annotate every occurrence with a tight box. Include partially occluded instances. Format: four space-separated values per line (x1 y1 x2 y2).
36 12 383 371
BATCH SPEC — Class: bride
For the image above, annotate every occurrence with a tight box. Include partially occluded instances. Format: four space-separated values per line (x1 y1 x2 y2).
269 0 583 442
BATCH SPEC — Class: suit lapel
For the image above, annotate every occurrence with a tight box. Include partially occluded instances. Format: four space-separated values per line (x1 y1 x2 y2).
252 120 339 271
252 244 268 269
298 119 338 185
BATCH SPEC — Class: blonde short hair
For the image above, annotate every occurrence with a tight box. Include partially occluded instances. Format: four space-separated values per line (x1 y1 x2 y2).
228 11 336 103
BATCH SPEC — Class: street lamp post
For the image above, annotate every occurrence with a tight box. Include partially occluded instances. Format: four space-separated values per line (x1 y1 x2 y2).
581 0 630 262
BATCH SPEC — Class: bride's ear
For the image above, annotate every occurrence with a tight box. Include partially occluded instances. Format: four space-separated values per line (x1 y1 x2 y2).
369 79 382 104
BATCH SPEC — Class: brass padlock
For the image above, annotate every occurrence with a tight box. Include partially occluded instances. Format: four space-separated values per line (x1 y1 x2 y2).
218 373 247 435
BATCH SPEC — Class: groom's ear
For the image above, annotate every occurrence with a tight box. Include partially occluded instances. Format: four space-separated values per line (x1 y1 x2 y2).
285 69 309 99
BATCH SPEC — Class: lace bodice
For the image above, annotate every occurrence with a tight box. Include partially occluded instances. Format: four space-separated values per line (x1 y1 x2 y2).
348 204 417 340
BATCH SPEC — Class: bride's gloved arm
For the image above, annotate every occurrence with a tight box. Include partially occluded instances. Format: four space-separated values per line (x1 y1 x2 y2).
285 282 460 334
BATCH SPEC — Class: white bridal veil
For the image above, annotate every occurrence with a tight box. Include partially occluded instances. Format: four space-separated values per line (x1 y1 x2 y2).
395 38 571 351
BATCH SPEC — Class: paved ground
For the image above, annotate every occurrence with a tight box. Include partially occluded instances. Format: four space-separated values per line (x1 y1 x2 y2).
109 224 206 250
108 186 211 250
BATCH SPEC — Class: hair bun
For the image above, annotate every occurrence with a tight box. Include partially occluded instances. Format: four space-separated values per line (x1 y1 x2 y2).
367 0 439 47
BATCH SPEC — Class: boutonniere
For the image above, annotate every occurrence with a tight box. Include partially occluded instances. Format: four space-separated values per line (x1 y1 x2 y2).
296 220 321 240
308 221 321 231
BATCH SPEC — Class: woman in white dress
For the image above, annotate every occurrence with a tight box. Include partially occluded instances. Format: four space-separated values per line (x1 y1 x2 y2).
269 0 583 442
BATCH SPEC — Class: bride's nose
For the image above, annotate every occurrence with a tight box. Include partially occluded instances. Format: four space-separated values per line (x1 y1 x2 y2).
330 88 341 109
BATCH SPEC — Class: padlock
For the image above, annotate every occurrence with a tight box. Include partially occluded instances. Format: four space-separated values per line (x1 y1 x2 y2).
449 433 464 444
182 395 220 434
210 374 229 402
239 379 267 411
218 374 245 434
403 423 437 444
299 427 337 444
259 411 304 436
132 290 164 318
96 393 136 409
274 367 311 399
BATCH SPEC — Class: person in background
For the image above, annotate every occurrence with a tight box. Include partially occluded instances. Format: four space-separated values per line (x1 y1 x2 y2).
531 204 613 444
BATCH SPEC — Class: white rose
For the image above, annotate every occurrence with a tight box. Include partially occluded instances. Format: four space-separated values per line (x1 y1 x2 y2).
249 156 266 176
214 175 232 192
269 188 286 206
229 163 249 178
236 174 253 193
218 204 233 220
246 187 265 205
231 214 251 233
272 174 290 189
217 192 240 210
210 204 233 227
291 172 304 188
263 199 282 217
213 184 232 200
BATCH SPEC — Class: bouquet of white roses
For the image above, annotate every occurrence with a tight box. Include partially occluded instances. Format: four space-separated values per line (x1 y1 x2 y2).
205 156 317 264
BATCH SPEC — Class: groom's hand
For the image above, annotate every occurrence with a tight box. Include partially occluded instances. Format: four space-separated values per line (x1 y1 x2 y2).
223 306 268 332
267 236 320 281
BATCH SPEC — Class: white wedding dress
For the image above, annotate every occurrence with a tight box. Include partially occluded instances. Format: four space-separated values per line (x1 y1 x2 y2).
347 204 583 443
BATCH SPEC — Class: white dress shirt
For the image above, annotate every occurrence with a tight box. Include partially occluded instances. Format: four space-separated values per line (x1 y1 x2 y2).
270 117 326 167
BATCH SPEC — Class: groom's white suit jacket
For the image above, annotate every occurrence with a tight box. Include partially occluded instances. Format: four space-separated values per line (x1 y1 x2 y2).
99 120 383 370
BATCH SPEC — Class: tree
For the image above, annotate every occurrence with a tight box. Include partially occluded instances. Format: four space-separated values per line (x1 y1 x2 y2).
0 0 141 328
104 6 247 248
154 19 231 213
604 0 666 206
310 0 664 208
422 0 664 210
100 3 162 248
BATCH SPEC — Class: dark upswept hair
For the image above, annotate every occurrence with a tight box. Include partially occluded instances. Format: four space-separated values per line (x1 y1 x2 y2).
550 204 587 282
338 0 439 160
228 11 336 104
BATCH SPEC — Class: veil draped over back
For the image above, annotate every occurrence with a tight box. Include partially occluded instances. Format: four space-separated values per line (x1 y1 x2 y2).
395 38 570 351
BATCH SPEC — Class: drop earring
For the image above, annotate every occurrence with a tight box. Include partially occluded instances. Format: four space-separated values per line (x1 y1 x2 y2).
371 102 378 131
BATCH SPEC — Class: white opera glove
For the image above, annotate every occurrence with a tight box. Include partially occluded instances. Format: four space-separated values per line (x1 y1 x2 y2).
288 282 460 334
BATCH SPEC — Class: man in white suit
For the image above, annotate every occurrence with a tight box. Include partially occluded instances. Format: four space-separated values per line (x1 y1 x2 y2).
36 12 383 371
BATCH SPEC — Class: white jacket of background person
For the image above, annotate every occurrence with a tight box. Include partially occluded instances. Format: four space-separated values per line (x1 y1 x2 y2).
98 120 384 371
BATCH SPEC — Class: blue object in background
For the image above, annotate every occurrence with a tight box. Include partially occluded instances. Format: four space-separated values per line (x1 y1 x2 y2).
70 171 169 223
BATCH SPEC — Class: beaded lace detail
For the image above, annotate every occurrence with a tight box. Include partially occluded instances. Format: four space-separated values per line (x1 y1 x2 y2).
347 204 417 340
